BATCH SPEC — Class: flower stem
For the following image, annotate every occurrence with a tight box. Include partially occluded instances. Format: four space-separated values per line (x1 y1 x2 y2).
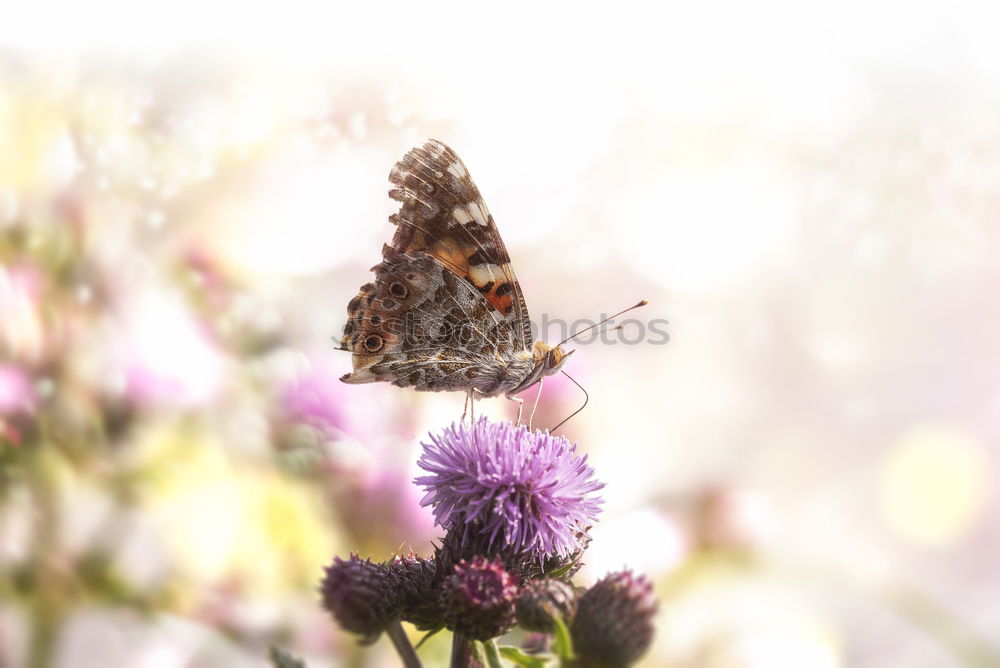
450 632 483 668
386 621 422 668
480 639 503 668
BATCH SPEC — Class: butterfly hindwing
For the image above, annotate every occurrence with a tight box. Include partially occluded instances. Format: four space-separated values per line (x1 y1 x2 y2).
340 248 521 392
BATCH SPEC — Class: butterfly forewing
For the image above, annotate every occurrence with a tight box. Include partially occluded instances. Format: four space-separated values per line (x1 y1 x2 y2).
387 141 533 349
341 139 547 397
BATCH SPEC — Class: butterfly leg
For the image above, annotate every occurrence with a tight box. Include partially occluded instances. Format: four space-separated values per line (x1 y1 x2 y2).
463 391 479 422
508 395 525 425
467 388 489 422
527 376 544 430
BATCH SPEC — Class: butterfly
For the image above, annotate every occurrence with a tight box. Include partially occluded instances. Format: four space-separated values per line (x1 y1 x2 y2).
339 139 572 410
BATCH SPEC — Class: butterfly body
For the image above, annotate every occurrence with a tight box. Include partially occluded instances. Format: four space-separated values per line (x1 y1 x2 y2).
340 140 570 397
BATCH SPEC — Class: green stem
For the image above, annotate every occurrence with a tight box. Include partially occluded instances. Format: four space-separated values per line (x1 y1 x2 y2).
386 621 422 668
451 632 471 668
26 441 63 668
450 632 483 668
481 639 503 668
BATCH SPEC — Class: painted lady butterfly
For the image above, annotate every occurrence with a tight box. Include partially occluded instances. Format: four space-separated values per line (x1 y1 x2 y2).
339 140 571 405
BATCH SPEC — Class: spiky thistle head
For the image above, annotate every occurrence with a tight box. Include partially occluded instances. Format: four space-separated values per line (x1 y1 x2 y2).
516 577 579 633
319 555 400 644
415 418 604 560
442 556 519 641
570 569 658 667
387 552 446 632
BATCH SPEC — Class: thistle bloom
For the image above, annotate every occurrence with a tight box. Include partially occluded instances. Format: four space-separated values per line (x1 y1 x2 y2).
415 418 604 559
442 556 519 641
571 569 658 667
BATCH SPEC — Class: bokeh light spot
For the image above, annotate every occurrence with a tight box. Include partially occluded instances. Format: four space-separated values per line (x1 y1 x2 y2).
879 424 990 547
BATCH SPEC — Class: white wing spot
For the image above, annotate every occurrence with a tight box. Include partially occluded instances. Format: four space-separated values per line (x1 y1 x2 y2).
447 161 467 178
469 263 502 286
452 206 473 224
469 201 489 226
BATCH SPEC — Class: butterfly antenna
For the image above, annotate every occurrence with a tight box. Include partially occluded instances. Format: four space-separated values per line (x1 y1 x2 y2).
556 300 648 347
551 370 589 433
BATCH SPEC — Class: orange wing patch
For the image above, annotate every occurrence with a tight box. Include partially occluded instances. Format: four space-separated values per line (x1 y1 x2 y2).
421 238 516 316
385 139 521 320
466 259 515 315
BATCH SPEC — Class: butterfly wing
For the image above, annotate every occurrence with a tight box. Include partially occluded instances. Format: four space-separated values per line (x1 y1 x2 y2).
386 139 533 351
340 247 521 393
339 139 536 394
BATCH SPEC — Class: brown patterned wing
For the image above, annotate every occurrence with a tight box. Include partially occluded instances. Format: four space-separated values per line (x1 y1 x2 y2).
339 247 523 395
385 139 533 351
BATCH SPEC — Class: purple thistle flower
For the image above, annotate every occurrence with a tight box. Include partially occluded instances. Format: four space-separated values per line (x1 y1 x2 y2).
415 418 604 559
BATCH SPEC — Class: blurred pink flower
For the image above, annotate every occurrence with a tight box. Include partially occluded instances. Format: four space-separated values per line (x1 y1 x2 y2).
278 358 435 548
0 364 36 415
120 291 224 407
0 264 45 362
280 358 401 445
344 467 436 549
281 360 348 437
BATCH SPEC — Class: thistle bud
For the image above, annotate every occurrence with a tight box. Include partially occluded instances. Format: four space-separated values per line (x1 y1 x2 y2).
319 555 399 644
515 578 578 633
571 570 658 667
442 556 518 641
389 553 446 631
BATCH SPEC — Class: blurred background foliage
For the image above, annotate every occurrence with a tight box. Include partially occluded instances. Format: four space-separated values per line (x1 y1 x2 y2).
2 2 1000 666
